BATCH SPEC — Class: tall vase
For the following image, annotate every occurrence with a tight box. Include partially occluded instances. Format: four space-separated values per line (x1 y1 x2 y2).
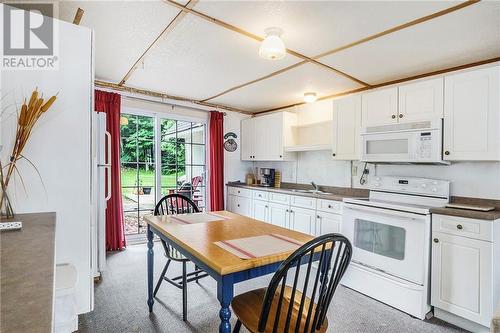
0 189 14 219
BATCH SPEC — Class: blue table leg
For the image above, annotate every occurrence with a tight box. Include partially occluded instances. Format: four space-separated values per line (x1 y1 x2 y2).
217 274 234 333
147 225 154 312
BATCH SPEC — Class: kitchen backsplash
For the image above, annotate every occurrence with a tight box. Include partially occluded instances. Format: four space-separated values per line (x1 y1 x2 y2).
254 150 500 200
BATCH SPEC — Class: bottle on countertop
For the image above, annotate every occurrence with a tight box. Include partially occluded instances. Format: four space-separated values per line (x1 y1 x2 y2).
274 171 281 188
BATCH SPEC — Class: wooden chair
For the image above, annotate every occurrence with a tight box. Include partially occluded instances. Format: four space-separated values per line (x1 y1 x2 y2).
231 234 352 333
153 194 209 321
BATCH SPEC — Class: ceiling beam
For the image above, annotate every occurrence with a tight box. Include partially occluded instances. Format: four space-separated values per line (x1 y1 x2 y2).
119 0 198 85
95 80 252 114
253 56 500 114
72 8 84 25
202 0 480 102
163 0 370 87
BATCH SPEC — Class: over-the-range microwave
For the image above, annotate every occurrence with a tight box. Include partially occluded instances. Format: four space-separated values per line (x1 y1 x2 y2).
361 119 447 164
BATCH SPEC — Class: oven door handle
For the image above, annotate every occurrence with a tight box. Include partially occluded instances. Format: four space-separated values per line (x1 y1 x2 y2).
343 202 426 220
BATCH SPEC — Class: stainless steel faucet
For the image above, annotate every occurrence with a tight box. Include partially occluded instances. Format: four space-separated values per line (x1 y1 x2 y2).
311 181 319 192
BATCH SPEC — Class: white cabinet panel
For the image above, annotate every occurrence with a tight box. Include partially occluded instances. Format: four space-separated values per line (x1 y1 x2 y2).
316 212 342 236
317 199 343 214
269 192 291 205
431 232 492 326
252 190 269 201
444 66 500 161
362 87 398 127
290 207 316 235
433 214 492 242
290 195 316 210
268 202 289 229
398 77 444 123
228 195 252 217
332 95 362 160
228 187 252 198
252 199 269 223
241 118 254 161
253 116 268 160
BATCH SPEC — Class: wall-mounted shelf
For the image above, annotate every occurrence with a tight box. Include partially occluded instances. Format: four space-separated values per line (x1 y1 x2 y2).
288 120 332 152
284 144 331 152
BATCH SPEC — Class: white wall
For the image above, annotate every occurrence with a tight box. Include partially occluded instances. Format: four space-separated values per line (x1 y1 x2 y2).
1 20 93 313
223 112 253 186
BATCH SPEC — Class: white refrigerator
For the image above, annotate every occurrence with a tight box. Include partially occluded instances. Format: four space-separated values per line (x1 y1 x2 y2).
91 112 111 279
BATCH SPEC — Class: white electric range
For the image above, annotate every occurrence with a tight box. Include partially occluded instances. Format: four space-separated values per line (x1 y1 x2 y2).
341 176 450 319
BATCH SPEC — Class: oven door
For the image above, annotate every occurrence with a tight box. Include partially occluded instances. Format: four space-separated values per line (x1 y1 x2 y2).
342 203 429 285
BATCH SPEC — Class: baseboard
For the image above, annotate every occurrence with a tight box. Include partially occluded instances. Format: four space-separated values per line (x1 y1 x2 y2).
434 308 490 333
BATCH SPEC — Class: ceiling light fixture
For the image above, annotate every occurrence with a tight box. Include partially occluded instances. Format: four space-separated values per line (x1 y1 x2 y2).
303 92 318 103
259 27 286 60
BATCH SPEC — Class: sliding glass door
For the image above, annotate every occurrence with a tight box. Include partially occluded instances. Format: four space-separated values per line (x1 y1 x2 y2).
120 111 206 238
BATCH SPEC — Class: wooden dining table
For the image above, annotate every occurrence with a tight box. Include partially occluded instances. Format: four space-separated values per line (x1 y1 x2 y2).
145 210 316 333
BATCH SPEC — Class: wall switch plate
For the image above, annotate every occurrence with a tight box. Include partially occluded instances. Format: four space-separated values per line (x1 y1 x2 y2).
351 165 358 176
0 221 23 231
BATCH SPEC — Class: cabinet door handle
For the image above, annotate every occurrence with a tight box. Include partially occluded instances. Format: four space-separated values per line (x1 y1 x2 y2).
444 151 450 156
433 238 439 243
391 115 396 119
332 153 336 157
328 205 332 209
286 209 289 212
279 155 282 158
237 204 240 207
456 224 463 230
399 114 403 118
317 215 321 219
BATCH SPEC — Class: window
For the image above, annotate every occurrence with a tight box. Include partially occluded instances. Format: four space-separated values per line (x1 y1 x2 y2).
120 112 206 238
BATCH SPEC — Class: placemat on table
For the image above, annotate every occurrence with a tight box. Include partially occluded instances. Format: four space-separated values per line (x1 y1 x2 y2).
170 212 230 225
214 234 304 259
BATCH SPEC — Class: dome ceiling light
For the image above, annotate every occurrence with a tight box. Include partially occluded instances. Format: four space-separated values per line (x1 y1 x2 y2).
259 27 286 60
303 92 318 103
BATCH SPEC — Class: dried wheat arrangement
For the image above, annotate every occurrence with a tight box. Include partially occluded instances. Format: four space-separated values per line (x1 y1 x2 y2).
0 89 57 218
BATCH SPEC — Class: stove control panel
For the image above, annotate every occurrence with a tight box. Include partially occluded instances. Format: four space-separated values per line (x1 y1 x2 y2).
369 176 450 198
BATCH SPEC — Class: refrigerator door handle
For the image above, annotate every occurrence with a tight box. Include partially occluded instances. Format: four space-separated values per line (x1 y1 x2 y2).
105 131 112 166
105 166 112 201
104 131 112 202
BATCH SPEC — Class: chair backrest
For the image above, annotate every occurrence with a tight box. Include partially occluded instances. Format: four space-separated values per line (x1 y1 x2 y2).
191 176 203 190
154 193 200 216
258 233 352 333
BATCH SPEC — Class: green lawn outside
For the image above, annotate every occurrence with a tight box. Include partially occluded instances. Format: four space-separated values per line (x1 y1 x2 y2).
121 168 183 188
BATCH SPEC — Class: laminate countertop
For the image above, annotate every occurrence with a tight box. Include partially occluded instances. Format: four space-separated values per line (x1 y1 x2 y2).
1 212 56 333
430 197 500 221
227 182 369 202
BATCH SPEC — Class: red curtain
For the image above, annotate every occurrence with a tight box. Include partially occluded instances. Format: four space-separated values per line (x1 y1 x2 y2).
209 111 224 211
95 90 126 251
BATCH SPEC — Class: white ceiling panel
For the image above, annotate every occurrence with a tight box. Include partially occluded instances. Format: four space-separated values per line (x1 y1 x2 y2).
210 63 363 112
320 2 500 85
195 1 456 57
59 1 186 82
126 14 300 101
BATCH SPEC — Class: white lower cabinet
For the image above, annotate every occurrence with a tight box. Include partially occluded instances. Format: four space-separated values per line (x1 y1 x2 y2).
268 202 289 229
315 212 342 236
227 194 252 218
227 186 343 238
289 207 316 235
431 214 499 330
252 199 269 223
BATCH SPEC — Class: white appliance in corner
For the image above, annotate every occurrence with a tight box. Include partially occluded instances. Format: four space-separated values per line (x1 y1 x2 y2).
341 176 450 319
91 113 111 278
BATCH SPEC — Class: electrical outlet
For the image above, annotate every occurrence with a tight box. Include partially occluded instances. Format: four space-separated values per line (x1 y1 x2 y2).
0 221 22 231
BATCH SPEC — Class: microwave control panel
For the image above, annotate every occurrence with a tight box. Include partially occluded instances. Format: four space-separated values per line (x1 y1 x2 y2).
417 132 433 159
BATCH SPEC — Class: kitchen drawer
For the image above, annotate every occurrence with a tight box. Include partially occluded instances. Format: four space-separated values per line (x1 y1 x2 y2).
269 192 291 205
317 199 343 214
290 195 317 210
432 214 492 242
252 190 269 201
228 186 253 198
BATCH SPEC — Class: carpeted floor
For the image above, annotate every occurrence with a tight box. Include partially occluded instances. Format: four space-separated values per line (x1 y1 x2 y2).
78 243 467 333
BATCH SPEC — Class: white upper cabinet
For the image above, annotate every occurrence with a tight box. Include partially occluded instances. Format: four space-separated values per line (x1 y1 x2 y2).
361 87 398 127
332 95 362 160
443 66 500 161
398 77 444 123
240 112 296 161
240 118 254 160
